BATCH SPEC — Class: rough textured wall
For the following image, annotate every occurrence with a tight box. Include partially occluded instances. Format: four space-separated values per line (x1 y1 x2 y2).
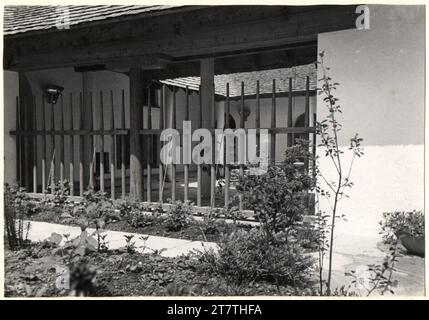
317 5 425 238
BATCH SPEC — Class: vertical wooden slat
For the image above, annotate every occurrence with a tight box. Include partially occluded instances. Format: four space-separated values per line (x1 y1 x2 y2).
16 97 21 186
59 95 65 182
79 92 84 196
50 101 55 193
256 80 260 157
22 98 29 190
305 76 310 170
270 79 276 163
110 90 116 199
41 96 46 193
23 99 30 190
146 86 152 202
197 85 202 207
287 78 293 147
120 90 126 198
69 93 74 196
99 91 105 192
171 87 177 202
210 83 216 208
238 82 245 211
158 85 164 203
224 83 230 209
33 95 37 193
312 113 317 174
88 92 95 190
183 86 189 202
305 76 310 127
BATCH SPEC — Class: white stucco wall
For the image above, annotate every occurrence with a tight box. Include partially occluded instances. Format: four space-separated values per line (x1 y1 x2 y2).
22 69 132 184
317 5 425 236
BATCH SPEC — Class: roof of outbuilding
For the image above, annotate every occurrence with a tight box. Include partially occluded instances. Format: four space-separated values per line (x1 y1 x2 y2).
3 5 184 35
160 63 317 98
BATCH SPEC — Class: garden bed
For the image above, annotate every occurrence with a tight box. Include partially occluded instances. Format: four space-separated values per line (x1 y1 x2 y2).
4 241 316 297
28 204 253 243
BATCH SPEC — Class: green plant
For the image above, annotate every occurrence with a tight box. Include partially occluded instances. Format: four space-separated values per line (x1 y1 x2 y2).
69 257 98 296
4 183 31 250
50 230 98 260
164 200 194 232
78 189 120 224
129 210 162 228
379 210 424 244
198 208 230 237
124 234 136 254
195 228 314 290
45 180 70 206
236 141 315 236
315 51 364 295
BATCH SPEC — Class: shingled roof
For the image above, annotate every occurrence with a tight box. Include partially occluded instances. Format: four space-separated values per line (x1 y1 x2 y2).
3 5 183 35
160 63 317 98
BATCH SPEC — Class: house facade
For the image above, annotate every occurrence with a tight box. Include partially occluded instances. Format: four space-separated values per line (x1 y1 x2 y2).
2 5 424 224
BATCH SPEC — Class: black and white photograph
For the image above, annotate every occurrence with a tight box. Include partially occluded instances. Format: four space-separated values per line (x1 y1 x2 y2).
1 2 426 300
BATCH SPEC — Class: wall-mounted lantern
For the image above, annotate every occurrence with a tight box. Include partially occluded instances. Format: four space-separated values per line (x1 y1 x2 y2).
45 85 64 105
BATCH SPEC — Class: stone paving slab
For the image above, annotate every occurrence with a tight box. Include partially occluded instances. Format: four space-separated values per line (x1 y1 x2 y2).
25 220 218 257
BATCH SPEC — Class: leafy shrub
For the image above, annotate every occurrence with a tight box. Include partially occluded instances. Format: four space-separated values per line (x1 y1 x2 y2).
45 180 70 206
196 228 315 288
164 201 194 232
129 210 162 228
236 141 315 234
4 184 31 250
380 210 424 244
77 189 121 223
69 257 98 296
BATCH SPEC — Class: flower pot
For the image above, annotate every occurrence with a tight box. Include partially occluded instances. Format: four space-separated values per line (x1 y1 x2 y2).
398 234 425 257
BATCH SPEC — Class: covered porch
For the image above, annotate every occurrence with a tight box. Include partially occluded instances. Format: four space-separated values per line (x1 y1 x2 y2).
4 5 357 209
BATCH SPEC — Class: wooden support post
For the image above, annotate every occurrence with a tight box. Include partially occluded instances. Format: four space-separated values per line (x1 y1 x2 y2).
110 90 116 199
79 93 84 196
200 58 215 201
121 90 127 198
69 93 74 196
129 69 144 200
83 73 95 191
287 78 293 147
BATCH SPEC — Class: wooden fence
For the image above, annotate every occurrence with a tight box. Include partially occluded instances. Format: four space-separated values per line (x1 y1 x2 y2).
10 76 316 209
